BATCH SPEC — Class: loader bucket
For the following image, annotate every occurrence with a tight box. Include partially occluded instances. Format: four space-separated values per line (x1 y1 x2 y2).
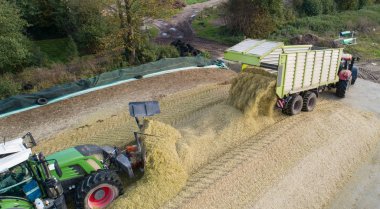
129 101 160 117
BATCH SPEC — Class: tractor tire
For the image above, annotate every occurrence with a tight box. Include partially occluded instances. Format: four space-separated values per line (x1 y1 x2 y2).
75 170 123 209
283 94 303 116
336 80 350 98
302 92 317 112
351 77 356 85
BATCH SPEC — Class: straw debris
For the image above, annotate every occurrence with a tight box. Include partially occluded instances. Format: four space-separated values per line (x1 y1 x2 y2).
228 68 277 117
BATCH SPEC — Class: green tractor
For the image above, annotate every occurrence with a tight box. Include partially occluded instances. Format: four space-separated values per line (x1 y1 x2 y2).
0 101 160 209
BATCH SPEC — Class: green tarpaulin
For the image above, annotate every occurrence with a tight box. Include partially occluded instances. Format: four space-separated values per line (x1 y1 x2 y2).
0 57 215 116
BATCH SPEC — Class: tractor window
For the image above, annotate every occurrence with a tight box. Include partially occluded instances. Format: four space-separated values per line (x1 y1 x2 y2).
0 162 33 197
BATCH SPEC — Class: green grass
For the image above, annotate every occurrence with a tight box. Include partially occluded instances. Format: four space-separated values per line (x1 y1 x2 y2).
192 8 244 45
34 38 78 63
186 0 208 4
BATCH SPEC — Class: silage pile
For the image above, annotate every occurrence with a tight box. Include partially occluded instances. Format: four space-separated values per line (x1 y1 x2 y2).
111 70 282 208
113 71 278 208
112 120 188 209
228 68 278 117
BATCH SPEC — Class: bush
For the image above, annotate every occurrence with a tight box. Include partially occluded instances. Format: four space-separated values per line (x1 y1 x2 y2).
223 0 279 38
335 0 359 10
321 0 336 14
359 0 374 8
156 45 180 59
0 74 20 99
137 43 180 64
303 0 323 16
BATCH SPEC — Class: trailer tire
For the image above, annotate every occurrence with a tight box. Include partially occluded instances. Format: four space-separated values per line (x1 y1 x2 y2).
283 94 303 116
75 170 123 209
302 92 317 112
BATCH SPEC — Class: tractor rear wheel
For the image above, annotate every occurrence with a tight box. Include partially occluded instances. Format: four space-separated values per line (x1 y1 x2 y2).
283 94 303 116
302 92 317 112
75 170 123 209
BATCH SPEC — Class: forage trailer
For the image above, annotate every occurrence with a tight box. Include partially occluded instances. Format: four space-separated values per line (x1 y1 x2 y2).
224 39 359 115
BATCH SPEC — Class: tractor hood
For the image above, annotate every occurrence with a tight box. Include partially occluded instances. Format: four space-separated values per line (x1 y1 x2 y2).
46 145 105 181
46 147 85 167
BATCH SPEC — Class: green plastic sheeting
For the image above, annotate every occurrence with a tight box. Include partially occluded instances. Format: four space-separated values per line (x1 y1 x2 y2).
0 57 216 118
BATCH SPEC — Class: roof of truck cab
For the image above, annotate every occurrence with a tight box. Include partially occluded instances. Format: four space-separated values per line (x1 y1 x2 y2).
0 138 31 172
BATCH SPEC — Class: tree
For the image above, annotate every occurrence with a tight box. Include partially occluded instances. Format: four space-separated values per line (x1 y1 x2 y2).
321 0 336 14
66 0 116 54
303 0 323 16
335 0 359 10
10 0 71 39
358 0 374 8
106 0 176 65
223 0 283 38
0 0 31 73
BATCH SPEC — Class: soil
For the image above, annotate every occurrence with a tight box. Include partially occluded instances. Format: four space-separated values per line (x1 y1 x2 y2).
153 0 229 58
357 60 380 84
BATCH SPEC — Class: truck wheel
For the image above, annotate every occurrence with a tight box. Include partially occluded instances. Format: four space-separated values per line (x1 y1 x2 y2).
302 92 317 112
283 94 303 116
75 170 124 209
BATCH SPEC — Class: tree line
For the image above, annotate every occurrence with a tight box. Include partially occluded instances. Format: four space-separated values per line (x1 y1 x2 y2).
0 0 178 74
223 0 378 38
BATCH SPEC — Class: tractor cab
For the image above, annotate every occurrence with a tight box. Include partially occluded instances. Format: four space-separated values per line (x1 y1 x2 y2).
0 133 66 209
0 133 35 198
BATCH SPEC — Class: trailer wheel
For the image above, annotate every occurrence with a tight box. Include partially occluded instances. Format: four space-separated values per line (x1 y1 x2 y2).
302 92 317 112
75 170 124 209
283 94 303 116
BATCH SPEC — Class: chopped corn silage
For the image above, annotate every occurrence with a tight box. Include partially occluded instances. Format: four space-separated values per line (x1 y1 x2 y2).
111 120 188 209
171 103 380 209
228 68 278 117
112 70 282 208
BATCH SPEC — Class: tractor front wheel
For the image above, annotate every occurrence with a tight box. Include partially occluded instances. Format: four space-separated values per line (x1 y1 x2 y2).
75 170 124 209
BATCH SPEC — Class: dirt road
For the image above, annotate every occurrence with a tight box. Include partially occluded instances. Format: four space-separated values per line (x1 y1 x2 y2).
357 60 380 84
153 0 229 58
